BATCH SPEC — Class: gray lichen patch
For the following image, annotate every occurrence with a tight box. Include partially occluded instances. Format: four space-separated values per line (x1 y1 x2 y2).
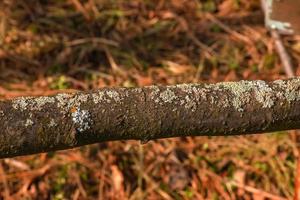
253 80 274 108
147 84 209 111
92 90 124 104
56 93 73 109
193 87 208 101
71 108 92 132
274 78 300 102
159 89 177 103
25 119 34 127
12 97 30 110
184 96 197 111
176 84 210 101
48 119 57 127
176 84 195 94
285 79 300 102
273 79 285 86
219 96 230 108
106 90 122 102
34 96 56 110
55 93 91 114
216 81 252 111
75 94 89 105
147 85 160 103
217 80 276 111
133 88 143 94
69 93 90 108
12 96 57 111
92 91 105 104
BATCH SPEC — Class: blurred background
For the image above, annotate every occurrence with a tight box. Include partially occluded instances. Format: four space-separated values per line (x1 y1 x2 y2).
1 0 300 199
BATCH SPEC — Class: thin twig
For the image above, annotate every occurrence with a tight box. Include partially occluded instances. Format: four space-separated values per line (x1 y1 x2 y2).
260 0 294 78
0 163 10 199
205 13 251 44
271 31 294 78
69 0 91 21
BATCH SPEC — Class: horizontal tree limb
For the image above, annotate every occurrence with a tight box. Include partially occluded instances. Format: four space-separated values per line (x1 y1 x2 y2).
1 78 300 158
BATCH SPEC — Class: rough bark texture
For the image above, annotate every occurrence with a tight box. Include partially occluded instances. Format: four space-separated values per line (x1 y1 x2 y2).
1 78 300 158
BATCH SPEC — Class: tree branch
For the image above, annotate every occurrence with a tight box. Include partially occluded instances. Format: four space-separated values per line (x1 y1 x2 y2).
1 78 300 158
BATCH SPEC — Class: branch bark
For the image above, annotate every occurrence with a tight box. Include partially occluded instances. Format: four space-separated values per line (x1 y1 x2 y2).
1 78 300 158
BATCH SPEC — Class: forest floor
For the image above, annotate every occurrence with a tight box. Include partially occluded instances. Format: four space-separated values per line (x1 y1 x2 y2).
1 0 300 199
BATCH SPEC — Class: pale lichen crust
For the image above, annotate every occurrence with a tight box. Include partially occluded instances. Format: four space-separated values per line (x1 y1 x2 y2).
12 97 30 110
25 119 34 127
10 89 125 128
71 108 92 132
92 90 124 104
216 80 275 111
146 77 300 112
147 84 207 112
48 119 57 127
159 89 177 103
12 96 56 111
273 78 300 102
